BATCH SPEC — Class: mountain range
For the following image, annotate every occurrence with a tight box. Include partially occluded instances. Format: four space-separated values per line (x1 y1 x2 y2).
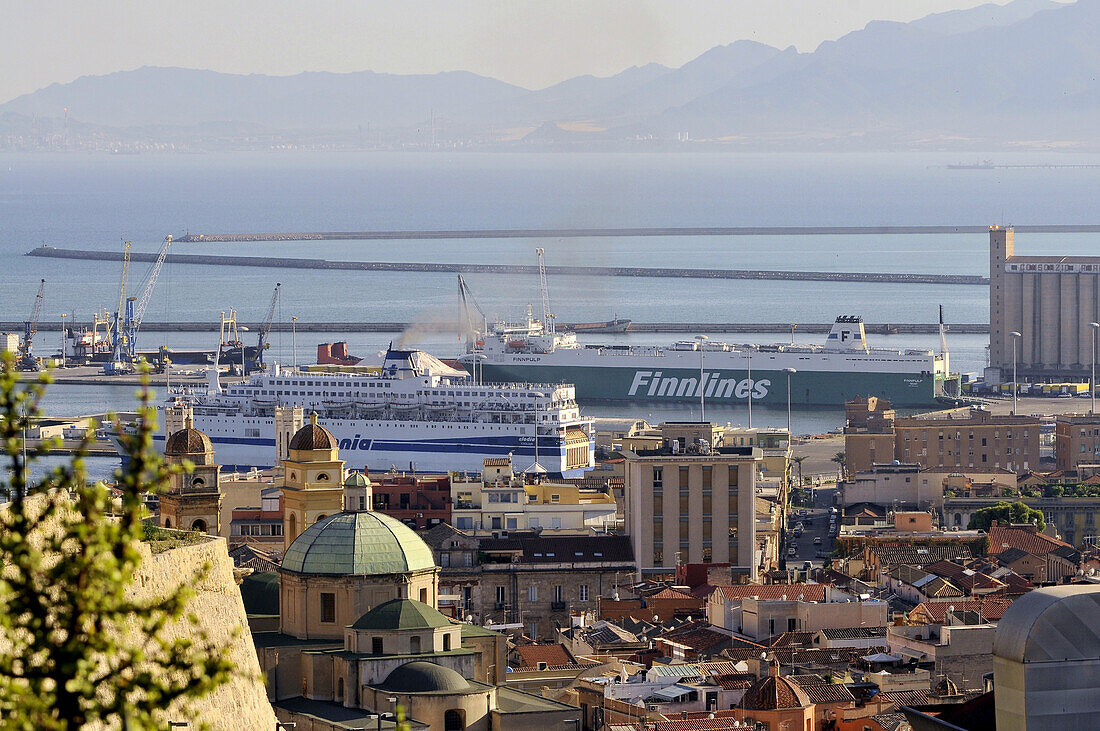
4 0 1095 150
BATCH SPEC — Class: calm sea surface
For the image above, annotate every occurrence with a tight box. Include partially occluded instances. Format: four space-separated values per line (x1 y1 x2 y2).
5 150 1100 440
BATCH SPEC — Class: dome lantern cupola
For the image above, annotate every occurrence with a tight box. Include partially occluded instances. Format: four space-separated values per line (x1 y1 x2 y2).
344 471 373 512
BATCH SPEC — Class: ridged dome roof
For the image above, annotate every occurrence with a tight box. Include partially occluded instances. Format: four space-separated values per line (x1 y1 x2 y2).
164 426 212 456
934 675 960 696
351 599 451 632
377 662 472 694
281 511 436 576
289 417 337 451
344 471 371 487
740 663 811 710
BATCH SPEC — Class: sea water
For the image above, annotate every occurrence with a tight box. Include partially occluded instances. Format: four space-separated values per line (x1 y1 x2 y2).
5 149 1100 441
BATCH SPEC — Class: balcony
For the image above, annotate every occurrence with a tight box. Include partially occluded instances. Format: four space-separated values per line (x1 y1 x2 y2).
494 601 510 611
550 600 569 611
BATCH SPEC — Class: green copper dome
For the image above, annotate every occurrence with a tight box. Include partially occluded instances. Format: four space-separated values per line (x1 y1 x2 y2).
281 512 436 576
351 598 452 632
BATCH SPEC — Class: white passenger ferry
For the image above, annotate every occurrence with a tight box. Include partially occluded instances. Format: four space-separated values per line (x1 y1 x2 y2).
152 348 594 476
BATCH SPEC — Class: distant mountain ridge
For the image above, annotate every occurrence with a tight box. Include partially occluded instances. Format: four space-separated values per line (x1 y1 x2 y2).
3 0 1091 149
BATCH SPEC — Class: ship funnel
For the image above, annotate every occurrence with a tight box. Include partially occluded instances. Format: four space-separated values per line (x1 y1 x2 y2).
207 366 222 394
823 315 868 353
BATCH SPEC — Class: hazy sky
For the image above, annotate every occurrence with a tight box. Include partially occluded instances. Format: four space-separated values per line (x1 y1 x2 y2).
3 0 1017 103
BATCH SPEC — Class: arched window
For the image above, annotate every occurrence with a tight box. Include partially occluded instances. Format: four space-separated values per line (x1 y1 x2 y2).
288 513 297 540
164 518 172 529
410 635 421 653
317 472 329 481
191 519 207 533
191 477 205 487
444 709 465 731
316 514 327 523
954 513 962 526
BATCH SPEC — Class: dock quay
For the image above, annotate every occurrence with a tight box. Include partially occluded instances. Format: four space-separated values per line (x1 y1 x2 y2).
174 224 1100 241
8 321 990 335
27 247 988 285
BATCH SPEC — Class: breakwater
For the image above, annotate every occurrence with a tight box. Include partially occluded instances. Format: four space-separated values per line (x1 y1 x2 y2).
12 320 990 335
27 246 989 285
175 223 1100 242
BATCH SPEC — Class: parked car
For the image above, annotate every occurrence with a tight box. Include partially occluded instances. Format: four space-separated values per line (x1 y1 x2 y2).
788 547 797 556
813 536 822 544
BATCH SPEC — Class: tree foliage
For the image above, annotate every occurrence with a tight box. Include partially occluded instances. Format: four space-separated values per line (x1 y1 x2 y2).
0 356 234 729
967 501 1045 532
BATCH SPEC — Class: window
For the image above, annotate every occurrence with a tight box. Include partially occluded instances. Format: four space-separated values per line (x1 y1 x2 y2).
443 633 452 651
456 517 473 530
496 586 506 604
653 467 663 488
554 585 564 602
410 635 421 653
579 585 589 602
441 553 450 567
372 637 384 654
529 586 538 602
320 593 336 623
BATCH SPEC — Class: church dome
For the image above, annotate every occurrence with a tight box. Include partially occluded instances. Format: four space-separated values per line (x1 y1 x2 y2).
377 661 472 694
281 512 436 576
164 424 212 456
289 416 337 452
741 662 811 710
344 471 372 487
351 598 451 631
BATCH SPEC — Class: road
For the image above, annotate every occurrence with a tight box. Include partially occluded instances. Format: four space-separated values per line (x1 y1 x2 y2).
784 486 839 571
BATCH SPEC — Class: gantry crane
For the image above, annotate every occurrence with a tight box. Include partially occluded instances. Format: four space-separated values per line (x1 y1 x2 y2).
104 236 172 374
535 247 555 335
253 282 281 372
17 279 46 371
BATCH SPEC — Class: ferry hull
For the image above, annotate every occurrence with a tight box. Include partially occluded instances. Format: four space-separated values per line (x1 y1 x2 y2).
476 363 946 408
147 426 591 478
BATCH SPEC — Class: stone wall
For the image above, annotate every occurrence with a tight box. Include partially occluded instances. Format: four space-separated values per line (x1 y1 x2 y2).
124 536 278 729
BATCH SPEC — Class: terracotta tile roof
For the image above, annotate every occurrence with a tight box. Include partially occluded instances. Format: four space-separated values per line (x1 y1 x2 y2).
512 643 574 668
877 689 936 707
228 543 281 572
796 682 856 704
869 544 973 567
713 583 826 602
819 627 887 640
769 631 815 647
651 587 698 600
908 596 1015 624
987 525 1075 559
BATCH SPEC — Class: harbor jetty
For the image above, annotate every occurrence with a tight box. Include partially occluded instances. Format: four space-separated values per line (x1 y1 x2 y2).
10 320 990 335
174 223 1100 241
27 246 988 285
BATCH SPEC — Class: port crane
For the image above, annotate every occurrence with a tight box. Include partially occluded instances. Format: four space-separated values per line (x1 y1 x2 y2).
17 279 46 371
535 247 555 336
253 282 281 372
457 275 489 342
104 235 172 374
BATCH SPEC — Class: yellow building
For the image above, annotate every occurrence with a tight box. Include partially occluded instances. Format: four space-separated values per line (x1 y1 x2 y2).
451 459 618 534
281 413 346 551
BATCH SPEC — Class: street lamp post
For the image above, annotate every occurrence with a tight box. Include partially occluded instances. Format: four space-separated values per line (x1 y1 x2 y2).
1009 331 1022 415
1091 322 1100 414
784 367 797 435
292 316 299 368
695 335 708 422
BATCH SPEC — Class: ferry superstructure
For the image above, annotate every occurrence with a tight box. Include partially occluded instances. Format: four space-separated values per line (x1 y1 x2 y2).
469 316 959 407
154 349 594 476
